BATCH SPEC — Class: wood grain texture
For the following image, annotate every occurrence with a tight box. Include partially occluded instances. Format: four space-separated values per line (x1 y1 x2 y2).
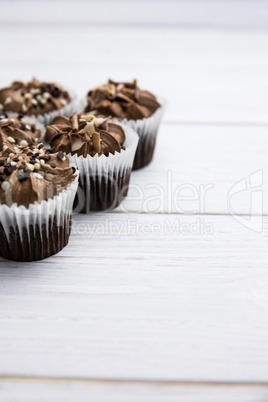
1 214 268 382
0 27 267 123
1 378 268 402
1 0 268 30
118 123 268 215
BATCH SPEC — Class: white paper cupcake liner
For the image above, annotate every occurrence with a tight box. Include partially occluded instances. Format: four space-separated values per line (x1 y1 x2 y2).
112 101 165 170
70 124 139 213
0 173 79 261
75 97 87 115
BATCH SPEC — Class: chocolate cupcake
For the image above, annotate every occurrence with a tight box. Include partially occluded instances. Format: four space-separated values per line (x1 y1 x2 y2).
0 144 78 261
0 78 76 126
84 79 164 169
45 113 138 213
0 114 43 155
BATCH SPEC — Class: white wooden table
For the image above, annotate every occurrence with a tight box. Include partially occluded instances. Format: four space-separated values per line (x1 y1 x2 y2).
1 1 268 400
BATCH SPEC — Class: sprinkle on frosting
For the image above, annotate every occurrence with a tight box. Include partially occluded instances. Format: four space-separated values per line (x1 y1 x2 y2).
0 144 76 207
84 79 161 120
45 113 126 157
0 115 41 155
0 78 71 116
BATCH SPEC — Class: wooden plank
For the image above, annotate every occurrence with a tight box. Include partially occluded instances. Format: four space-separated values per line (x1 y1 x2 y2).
0 28 267 123
1 214 268 381
0 0 267 30
1 378 268 402
118 123 268 215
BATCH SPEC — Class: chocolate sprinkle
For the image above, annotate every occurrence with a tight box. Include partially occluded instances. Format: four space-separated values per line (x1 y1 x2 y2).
4 165 16 175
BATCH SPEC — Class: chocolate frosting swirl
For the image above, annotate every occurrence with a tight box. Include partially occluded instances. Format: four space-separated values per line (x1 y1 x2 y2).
0 115 41 155
0 78 71 116
84 79 161 120
0 144 76 208
45 113 125 157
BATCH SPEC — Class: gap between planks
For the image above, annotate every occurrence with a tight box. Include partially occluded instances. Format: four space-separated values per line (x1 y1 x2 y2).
162 121 268 127
1 376 268 389
108 211 268 217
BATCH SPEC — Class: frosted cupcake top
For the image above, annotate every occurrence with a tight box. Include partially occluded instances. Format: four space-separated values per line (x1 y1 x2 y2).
0 78 71 116
0 144 76 207
84 79 161 120
0 115 41 155
45 113 125 157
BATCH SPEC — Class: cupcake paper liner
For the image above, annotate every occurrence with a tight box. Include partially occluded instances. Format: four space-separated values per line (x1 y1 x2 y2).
0 172 79 262
112 101 165 170
70 124 139 213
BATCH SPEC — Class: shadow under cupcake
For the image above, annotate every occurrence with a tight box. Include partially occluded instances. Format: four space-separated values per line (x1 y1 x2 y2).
45 113 138 213
83 79 164 170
